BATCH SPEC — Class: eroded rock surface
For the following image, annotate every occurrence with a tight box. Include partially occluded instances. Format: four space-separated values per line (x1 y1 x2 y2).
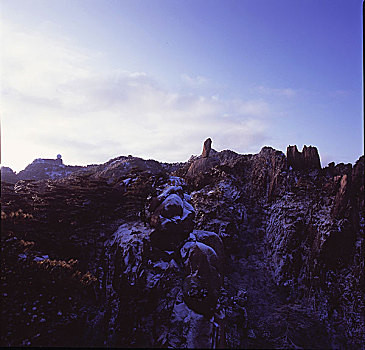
1 140 363 348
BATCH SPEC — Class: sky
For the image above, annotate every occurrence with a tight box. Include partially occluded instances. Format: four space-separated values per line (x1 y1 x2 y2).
0 0 363 172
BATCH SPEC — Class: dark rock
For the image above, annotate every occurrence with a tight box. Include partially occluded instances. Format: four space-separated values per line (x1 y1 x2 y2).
191 230 225 262
287 145 321 170
202 138 212 158
332 174 351 218
287 145 303 170
302 145 321 169
181 242 222 316
149 184 195 250
250 147 287 202
2 144 363 349
160 194 184 219
150 221 187 251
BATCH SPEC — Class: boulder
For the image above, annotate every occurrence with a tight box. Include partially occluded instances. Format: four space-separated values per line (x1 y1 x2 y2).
182 241 220 272
150 219 188 251
169 300 215 348
149 183 195 250
161 194 183 219
181 242 222 316
183 272 219 317
191 230 225 262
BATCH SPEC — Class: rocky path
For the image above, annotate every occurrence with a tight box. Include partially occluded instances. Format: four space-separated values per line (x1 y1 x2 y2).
226 209 332 349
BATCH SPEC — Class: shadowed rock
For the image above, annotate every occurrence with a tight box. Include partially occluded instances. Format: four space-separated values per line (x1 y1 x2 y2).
287 145 321 170
202 138 212 158
186 138 219 178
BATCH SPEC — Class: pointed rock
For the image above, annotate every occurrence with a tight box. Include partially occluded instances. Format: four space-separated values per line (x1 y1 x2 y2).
202 138 212 158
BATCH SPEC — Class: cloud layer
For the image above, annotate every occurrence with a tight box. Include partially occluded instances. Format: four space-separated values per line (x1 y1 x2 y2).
1 21 274 171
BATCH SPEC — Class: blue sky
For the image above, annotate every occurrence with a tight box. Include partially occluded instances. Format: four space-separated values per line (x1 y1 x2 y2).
0 0 363 171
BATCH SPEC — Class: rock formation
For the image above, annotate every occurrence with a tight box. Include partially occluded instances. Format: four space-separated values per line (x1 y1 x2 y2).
287 145 321 170
1 139 363 349
186 138 219 179
148 184 195 250
202 138 212 158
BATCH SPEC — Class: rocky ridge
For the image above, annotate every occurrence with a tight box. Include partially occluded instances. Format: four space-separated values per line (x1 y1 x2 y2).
1 139 364 348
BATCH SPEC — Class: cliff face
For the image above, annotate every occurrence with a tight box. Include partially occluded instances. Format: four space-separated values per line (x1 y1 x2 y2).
1 142 363 348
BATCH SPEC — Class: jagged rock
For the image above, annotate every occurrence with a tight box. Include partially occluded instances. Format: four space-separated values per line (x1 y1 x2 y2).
287 145 303 170
250 147 287 202
331 156 364 220
97 156 164 180
1 144 364 348
287 145 321 170
302 145 321 169
202 138 212 158
186 139 219 178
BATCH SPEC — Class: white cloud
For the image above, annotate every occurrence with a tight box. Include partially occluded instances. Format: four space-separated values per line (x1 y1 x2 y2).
1 21 274 172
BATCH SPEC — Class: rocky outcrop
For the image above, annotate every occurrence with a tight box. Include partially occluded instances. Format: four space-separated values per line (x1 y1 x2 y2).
107 177 227 347
186 139 219 179
332 155 364 220
202 138 212 158
1 140 363 348
287 145 321 170
250 147 287 202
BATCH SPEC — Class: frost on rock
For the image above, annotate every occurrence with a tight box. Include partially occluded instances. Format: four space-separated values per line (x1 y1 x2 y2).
149 179 195 251
168 299 215 348
157 186 184 202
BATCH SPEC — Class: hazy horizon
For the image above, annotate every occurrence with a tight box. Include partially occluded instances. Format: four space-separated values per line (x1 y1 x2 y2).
1 0 363 172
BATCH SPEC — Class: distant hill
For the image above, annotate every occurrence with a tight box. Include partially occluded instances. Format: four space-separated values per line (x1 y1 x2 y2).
1 155 87 183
